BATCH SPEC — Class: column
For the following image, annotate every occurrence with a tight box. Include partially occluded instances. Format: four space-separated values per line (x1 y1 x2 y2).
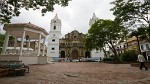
37 33 41 56
27 39 30 50
27 39 30 56
13 37 17 54
1 32 9 55
42 38 46 56
13 37 17 50
20 31 25 55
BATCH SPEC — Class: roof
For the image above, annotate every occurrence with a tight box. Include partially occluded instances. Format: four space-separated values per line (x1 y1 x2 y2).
4 22 49 35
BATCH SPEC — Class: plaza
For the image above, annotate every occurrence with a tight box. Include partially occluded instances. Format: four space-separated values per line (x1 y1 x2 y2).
0 62 150 84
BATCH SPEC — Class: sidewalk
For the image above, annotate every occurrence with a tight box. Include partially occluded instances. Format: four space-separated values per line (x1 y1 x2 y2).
0 62 150 84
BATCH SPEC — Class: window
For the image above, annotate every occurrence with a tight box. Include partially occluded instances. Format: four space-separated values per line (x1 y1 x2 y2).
52 39 55 42
146 44 150 50
74 36 77 38
52 48 55 50
53 34 55 37
54 26 56 30
141 45 144 50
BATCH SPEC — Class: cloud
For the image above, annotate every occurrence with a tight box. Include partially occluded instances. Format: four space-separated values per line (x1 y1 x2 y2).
0 0 115 37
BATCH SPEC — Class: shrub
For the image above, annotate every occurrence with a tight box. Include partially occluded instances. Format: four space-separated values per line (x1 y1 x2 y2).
122 50 138 62
103 57 114 61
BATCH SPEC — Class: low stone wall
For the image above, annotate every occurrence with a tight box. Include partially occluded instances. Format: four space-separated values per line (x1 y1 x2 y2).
19 56 38 65
0 55 20 61
0 55 52 65
38 56 53 64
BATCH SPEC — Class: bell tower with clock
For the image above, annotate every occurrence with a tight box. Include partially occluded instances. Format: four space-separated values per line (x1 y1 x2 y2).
47 14 61 59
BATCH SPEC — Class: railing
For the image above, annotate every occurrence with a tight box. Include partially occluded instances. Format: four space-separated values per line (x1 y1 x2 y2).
2 49 39 56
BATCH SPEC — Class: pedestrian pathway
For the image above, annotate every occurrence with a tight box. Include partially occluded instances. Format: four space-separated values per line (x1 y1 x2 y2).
0 62 150 84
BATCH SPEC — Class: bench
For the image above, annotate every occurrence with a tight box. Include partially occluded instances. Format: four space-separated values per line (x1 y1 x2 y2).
0 60 29 76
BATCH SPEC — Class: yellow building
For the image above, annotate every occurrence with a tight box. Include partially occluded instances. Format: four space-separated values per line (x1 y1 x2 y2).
127 36 139 51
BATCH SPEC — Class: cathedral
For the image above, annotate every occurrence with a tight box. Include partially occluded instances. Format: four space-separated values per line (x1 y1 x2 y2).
47 13 104 61
59 30 90 59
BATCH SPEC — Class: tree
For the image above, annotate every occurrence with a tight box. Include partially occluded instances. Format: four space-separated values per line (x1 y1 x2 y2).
0 33 5 47
129 29 141 53
111 0 150 29
129 26 147 53
83 34 93 51
84 19 124 62
8 35 15 47
0 0 70 24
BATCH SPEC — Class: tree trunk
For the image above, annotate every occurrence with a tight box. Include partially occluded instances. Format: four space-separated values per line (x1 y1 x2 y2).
102 47 107 58
125 36 129 50
136 36 141 53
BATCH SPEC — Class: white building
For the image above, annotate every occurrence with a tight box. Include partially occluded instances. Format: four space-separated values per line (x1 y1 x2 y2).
89 13 105 59
0 23 51 65
47 14 61 58
89 13 99 27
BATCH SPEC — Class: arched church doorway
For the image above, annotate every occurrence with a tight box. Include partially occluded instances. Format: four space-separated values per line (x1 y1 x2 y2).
85 51 91 58
72 50 78 59
60 51 65 58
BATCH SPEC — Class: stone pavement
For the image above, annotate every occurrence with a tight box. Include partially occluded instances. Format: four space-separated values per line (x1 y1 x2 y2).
0 62 150 84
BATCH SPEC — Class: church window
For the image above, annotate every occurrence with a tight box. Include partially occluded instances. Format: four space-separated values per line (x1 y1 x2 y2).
52 47 55 50
52 39 55 42
54 26 56 30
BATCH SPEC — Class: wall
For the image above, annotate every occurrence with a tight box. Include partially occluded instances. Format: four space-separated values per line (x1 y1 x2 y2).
91 49 104 59
19 56 38 65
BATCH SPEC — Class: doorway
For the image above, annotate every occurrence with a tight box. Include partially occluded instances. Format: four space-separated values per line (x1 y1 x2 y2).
72 50 78 59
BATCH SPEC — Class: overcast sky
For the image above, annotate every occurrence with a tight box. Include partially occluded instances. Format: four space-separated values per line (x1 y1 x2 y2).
0 0 115 37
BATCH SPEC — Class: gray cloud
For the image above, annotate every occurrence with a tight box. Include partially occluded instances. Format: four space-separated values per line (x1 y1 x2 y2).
0 0 115 37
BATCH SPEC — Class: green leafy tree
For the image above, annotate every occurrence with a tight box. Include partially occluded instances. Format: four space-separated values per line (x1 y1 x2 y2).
0 0 70 24
83 34 93 51
8 36 15 47
0 33 5 47
122 50 138 62
129 27 147 53
111 0 150 28
84 19 124 62
130 29 141 53
0 33 15 47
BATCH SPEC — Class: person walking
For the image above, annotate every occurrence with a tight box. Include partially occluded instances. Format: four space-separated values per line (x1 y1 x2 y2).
137 52 148 71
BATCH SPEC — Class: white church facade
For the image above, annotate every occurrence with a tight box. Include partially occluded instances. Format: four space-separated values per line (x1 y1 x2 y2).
47 13 104 61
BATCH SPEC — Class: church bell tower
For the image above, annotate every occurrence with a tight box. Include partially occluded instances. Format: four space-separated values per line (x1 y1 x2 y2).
89 13 99 27
47 14 61 58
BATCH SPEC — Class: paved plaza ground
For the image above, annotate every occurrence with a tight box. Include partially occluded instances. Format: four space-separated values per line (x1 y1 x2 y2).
0 62 150 84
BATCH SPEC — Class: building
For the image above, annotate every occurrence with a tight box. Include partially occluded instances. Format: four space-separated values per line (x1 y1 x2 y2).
89 13 99 27
59 30 89 60
47 13 104 61
0 23 51 64
108 36 150 60
47 14 61 59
